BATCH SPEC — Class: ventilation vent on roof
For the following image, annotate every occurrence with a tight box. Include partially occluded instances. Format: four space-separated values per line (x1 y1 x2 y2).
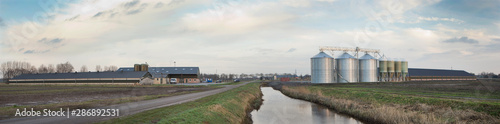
190 68 193 70
183 68 185 70
175 68 177 70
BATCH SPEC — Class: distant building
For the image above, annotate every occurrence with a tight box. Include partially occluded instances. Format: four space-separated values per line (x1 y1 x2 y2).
274 74 298 82
407 68 476 81
9 71 153 85
117 67 200 84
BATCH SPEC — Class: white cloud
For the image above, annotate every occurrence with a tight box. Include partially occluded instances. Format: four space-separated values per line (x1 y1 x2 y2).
182 3 296 35
399 16 465 24
365 0 442 25
317 0 337 3
377 0 441 15
0 0 499 75
281 0 311 7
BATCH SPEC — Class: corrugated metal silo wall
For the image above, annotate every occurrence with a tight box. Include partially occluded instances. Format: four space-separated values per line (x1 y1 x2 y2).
311 57 335 83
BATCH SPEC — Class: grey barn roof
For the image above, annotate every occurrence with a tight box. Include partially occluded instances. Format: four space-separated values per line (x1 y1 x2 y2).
117 67 199 78
276 75 298 78
408 68 475 77
11 71 151 80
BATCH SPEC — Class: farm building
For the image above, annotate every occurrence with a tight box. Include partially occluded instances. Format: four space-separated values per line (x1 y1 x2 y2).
9 71 153 85
117 67 200 84
274 75 298 82
407 68 476 81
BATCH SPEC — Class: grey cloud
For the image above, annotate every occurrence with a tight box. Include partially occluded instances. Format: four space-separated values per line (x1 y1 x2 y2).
18 48 25 52
155 2 164 8
0 17 5 27
93 12 106 18
66 15 80 21
109 12 118 18
23 50 50 54
126 4 148 15
50 38 63 44
38 38 63 45
127 10 142 15
492 38 500 42
477 43 500 53
443 36 479 44
24 50 35 54
287 48 296 53
168 0 185 6
123 0 140 8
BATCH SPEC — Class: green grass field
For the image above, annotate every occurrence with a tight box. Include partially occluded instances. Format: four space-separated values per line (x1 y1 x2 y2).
280 80 500 124
100 82 262 124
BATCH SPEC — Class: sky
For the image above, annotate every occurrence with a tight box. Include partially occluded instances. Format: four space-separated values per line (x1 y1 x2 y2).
0 0 499 77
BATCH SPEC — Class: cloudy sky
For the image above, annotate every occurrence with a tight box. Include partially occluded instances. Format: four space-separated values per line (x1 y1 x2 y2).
0 0 499 77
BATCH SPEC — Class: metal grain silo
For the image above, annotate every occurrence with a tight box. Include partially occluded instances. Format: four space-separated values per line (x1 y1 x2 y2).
387 58 395 81
395 59 402 81
141 64 149 71
311 52 335 83
387 58 395 73
336 53 358 83
401 59 408 81
134 64 141 71
359 54 378 82
378 57 388 82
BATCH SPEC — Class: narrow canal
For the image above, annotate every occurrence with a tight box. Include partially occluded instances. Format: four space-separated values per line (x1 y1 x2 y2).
251 87 363 124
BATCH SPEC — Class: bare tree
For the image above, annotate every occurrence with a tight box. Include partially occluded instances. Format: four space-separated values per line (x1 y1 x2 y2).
29 66 38 73
65 62 74 72
103 66 110 72
109 65 118 72
95 65 102 72
38 64 49 73
56 62 74 73
102 65 118 72
80 65 88 72
47 64 55 73
1 61 34 79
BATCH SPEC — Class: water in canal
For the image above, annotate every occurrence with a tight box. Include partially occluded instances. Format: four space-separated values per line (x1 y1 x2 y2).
251 87 362 124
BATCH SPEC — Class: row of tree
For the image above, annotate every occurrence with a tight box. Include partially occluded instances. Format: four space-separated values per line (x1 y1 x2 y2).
477 72 500 78
199 73 309 81
1 61 118 79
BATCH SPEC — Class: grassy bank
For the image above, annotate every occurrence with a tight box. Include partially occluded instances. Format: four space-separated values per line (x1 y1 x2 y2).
212 81 245 86
280 81 500 124
100 82 262 124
